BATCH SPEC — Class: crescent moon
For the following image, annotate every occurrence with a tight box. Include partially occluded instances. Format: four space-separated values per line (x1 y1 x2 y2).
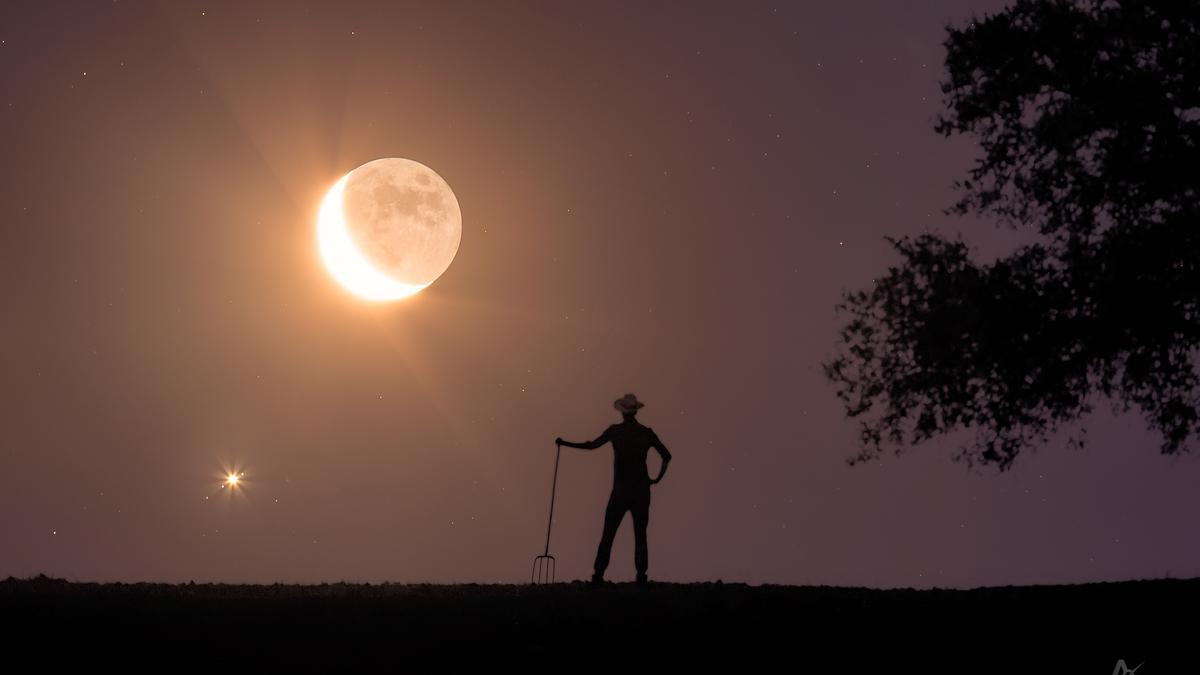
317 174 429 301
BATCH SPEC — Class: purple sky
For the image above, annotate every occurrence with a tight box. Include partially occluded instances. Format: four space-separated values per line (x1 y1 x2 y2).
2 0 1197 588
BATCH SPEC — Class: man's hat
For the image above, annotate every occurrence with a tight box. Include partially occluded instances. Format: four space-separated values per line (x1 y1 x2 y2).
614 393 645 414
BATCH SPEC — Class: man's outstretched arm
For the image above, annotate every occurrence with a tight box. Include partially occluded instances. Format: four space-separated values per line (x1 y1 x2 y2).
556 428 611 451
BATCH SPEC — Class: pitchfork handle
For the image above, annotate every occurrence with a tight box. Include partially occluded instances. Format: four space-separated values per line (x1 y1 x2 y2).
543 442 562 557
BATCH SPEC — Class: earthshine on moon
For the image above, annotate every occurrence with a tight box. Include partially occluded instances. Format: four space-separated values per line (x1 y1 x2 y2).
318 158 463 301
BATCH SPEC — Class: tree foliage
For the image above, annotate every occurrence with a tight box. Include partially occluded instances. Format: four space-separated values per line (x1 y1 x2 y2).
823 0 1200 471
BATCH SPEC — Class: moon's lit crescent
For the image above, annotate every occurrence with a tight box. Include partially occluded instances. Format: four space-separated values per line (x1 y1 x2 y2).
317 174 429 301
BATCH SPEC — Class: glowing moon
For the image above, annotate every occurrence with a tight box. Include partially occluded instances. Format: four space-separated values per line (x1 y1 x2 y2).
318 158 462 301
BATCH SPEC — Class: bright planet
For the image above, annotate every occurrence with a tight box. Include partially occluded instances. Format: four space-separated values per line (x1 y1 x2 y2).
318 157 463 301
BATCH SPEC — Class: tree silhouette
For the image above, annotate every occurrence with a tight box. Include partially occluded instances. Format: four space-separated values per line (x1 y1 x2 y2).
823 0 1200 471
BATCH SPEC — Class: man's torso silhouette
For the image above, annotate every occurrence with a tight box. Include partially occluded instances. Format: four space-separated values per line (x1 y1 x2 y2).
599 419 669 487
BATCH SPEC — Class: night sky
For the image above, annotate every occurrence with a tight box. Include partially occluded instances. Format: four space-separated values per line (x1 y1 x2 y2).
3 0 1198 587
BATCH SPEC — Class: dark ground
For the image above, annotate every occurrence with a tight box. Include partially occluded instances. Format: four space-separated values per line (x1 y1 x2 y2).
0 575 1193 672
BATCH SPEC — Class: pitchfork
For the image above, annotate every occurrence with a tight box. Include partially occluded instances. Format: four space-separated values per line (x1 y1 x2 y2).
531 441 562 584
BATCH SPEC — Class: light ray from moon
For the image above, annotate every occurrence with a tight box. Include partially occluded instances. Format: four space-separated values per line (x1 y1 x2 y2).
318 174 430 301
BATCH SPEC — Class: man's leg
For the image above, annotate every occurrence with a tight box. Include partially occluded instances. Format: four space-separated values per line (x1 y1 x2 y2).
593 492 627 579
632 489 650 580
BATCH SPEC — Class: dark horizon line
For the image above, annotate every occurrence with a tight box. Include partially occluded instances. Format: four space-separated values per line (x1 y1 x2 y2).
4 572 1195 592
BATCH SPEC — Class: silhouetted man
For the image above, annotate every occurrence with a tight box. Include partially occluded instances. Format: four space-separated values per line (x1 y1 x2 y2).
557 393 671 585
